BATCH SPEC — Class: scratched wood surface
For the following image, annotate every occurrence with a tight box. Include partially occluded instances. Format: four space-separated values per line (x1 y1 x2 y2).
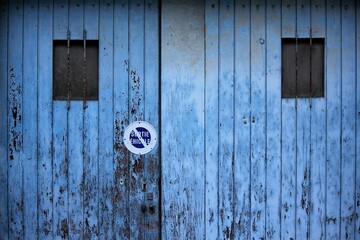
1 0 160 239
1 1 359 239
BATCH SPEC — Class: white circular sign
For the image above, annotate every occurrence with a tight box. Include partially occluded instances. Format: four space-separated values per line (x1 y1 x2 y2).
123 121 157 155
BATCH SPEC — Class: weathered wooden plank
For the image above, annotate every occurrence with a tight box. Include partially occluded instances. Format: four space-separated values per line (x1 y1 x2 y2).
52 3 69 239
69 0 84 40
161 0 205 238
67 1 84 238
356 2 360 239
205 0 219 238
143 0 160 239
38 0 54 238
84 0 99 40
8 1 24 238
113 0 130 238
83 0 99 238
53 0 68 40
68 102 84 238
98 1 114 237
309 1 326 239
250 1 266 239
23 2 38 238
52 102 69 240
265 0 282 238
129 1 146 239
234 0 251 238
0 0 9 238
218 0 234 238
83 102 99 238
281 1 297 239
325 1 342 239
340 1 356 239
295 1 311 239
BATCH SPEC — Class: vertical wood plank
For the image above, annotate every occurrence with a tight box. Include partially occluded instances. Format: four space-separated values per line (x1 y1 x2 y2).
356 1 360 239
52 2 69 238
234 0 251 238
161 0 205 238
98 1 114 238
23 1 38 238
67 1 84 238
281 1 297 239
68 102 84 238
83 0 99 238
340 1 356 239
250 1 266 239
143 0 160 238
218 0 234 238
129 1 145 239
52 102 69 239
83 101 99 238
326 1 341 239
8 0 24 238
38 0 54 238
205 0 219 238
295 1 311 239
84 0 99 40
265 0 282 238
128 2 146 239
113 0 129 238
53 0 68 40
69 0 84 39
309 0 326 239
0 0 9 238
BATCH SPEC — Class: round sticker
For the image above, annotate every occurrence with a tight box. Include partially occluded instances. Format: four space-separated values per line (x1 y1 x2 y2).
123 121 157 155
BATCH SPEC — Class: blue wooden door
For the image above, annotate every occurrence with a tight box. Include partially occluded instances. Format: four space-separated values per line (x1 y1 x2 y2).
0 0 160 239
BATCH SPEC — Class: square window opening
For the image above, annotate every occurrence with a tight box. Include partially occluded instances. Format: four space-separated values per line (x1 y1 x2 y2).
53 40 99 101
282 38 324 98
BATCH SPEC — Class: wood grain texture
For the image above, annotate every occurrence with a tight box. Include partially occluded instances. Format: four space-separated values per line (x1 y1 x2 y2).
356 2 360 239
8 0 23 238
0 0 9 238
340 1 356 239
309 1 327 239
143 0 161 238
281 1 297 239
234 0 251 238
83 1 100 238
38 1 54 238
218 0 234 238
22 3 38 238
98 1 115 238
129 1 145 239
326 1 342 239
161 0 205 238
250 1 267 239
296 1 311 239
205 0 219 238
113 1 130 239
0 1 359 239
265 0 282 238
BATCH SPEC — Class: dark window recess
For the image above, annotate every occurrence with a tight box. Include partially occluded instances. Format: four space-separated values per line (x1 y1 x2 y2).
53 40 99 100
282 38 324 98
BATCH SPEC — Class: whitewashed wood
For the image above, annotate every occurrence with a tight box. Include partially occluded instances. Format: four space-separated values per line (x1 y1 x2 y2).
281 1 297 239
234 0 251 238
309 1 327 239
340 1 356 239
205 0 219 238
265 0 282 238
161 0 205 238
326 1 342 239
